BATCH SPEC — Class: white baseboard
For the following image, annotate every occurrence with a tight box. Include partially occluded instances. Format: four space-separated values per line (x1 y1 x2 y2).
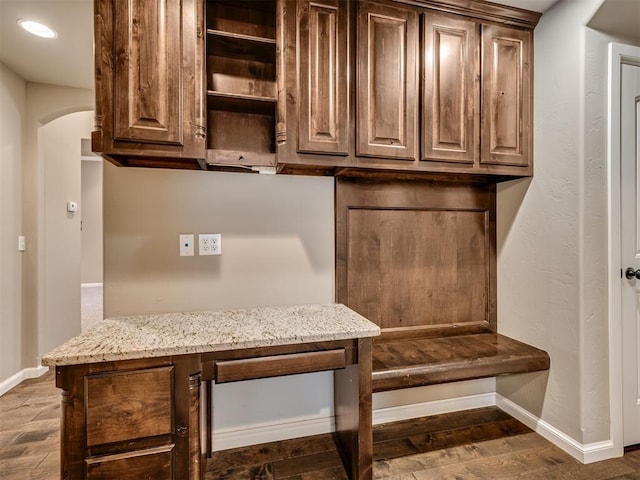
373 392 496 425
212 393 621 464
496 394 620 464
212 414 334 452
81 283 103 288
0 365 49 396
212 393 496 452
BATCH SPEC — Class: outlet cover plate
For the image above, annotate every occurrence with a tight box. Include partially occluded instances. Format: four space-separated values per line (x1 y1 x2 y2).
199 234 222 256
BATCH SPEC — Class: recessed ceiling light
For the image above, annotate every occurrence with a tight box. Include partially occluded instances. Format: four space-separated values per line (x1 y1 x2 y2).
17 19 58 39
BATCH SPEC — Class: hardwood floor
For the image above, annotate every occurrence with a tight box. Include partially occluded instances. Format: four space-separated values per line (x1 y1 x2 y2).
2 371 639 479
1 371 59 480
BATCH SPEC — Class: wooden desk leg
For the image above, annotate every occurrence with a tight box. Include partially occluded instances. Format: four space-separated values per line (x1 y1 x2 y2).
58 365 88 480
205 380 213 458
176 356 203 480
333 338 373 480
189 372 202 480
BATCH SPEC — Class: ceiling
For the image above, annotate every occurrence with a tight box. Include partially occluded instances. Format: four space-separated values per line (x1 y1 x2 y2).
0 0 570 91
588 0 640 44
0 0 94 89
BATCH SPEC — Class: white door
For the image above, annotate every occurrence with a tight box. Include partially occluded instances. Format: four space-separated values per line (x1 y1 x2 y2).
621 61 640 447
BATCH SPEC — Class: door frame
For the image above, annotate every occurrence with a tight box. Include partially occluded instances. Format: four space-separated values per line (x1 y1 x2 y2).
607 42 640 453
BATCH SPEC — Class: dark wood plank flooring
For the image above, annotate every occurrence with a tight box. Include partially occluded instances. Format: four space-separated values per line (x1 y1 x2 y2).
2 371 639 479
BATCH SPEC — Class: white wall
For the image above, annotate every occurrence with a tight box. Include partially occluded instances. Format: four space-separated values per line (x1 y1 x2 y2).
497 0 640 450
81 160 103 284
103 168 335 316
0 69 93 386
22 84 93 368
38 111 93 356
0 63 26 384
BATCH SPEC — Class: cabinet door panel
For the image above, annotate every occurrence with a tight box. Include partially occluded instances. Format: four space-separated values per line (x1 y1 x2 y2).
423 14 478 164
85 366 174 446
357 3 418 160
113 0 183 145
481 25 531 167
86 446 174 480
298 0 348 154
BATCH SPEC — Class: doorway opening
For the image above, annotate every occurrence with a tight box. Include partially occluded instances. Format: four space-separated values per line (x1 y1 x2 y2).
80 137 103 331
38 110 101 357
607 42 640 454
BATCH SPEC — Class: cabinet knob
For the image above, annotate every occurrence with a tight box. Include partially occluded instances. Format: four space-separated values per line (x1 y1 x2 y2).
177 425 188 437
625 267 640 280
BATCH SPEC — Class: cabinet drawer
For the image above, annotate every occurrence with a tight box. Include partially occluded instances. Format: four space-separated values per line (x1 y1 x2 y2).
86 445 174 480
85 366 174 446
209 349 346 383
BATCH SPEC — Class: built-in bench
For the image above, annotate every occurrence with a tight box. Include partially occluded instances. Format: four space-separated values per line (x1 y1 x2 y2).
336 177 551 395
372 326 550 392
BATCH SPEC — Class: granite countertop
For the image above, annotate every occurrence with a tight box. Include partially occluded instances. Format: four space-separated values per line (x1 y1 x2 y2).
41 304 380 366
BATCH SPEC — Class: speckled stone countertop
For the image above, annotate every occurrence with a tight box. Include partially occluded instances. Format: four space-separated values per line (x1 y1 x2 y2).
41 304 380 366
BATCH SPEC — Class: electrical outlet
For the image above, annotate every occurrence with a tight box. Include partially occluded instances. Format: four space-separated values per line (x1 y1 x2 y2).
179 234 195 256
199 234 222 256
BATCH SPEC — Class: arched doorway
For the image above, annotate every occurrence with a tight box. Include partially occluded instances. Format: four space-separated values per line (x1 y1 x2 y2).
36 109 98 356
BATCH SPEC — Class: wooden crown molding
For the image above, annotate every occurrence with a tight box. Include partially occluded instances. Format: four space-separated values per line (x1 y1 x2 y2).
391 0 542 29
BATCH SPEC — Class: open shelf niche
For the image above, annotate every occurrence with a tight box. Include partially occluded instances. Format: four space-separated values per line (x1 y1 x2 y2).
206 0 278 167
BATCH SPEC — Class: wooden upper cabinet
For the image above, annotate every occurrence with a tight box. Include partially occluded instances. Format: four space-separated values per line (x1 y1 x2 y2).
93 0 206 166
422 14 479 165
297 0 349 155
90 0 538 176
480 24 532 169
205 0 280 168
356 2 418 161
112 1 181 145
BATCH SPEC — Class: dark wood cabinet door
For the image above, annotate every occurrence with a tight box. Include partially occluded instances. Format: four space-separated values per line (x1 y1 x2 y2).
422 14 479 165
93 0 206 164
356 2 418 160
113 0 182 145
297 0 349 155
480 24 531 168
58 357 201 480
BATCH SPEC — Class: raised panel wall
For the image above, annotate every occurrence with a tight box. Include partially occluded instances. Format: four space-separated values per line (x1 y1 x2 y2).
346 208 489 328
356 2 418 160
336 178 496 332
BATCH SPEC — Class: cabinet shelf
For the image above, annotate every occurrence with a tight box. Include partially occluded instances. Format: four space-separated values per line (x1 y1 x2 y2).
205 0 278 167
207 90 276 114
207 29 276 61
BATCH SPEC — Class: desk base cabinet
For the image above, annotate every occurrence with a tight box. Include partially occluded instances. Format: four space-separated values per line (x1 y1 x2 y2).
55 339 373 480
56 356 202 480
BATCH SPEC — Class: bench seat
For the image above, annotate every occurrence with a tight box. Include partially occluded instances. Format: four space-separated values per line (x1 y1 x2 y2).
372 328 550 393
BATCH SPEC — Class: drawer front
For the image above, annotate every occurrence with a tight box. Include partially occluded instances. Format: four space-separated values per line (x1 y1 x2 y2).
212 349 346 383
85 366 174 446
86 445 174 480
